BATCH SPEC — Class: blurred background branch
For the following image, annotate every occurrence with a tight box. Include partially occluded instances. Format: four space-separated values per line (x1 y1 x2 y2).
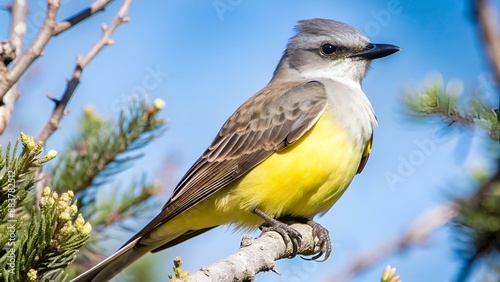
473 0 500 83
331 203 456 281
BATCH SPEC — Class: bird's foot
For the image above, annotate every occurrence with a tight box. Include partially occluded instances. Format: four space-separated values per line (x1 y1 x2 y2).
253 208 302 258
302 220 331 262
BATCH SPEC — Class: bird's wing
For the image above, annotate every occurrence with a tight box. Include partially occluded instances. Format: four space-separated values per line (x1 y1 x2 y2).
129 80 328 248
356 132 373 174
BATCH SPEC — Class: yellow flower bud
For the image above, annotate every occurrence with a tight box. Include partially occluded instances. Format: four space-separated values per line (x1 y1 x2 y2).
39 197 47 207
20 132 36 150
75 213 85 228
57 200 68 210
153 98 166 110
70 204 78 216
47 197 55 206
27 269 37 282
59 192 70 204
81 222 92 235
59 212 71 222
42 187 51 197
84 105 94 116
46 150 57 159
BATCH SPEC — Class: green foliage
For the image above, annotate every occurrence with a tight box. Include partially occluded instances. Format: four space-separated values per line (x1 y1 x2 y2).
0 134 90 282
453 169 500 281
46 97 166 279
88 178 161 232
168 257 189 280
404 79 499 141
49 98 165 205
0 133 57 220
404 73 499 281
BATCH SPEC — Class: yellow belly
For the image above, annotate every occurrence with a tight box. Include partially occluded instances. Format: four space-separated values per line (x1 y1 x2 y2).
149 111 364 241
222 110 362 221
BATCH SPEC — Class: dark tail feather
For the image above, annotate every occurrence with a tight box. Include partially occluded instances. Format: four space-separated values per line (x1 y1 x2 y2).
70 238 150 282
71 227 216 281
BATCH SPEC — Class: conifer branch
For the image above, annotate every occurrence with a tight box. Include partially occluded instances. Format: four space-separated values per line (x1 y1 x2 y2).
49 98 165 203
0 134 90 282
404 79 499 140
404 72 499 281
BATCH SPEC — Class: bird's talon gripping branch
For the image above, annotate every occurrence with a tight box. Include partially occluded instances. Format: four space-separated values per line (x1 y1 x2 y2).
301 220 332 262
254 208 302 258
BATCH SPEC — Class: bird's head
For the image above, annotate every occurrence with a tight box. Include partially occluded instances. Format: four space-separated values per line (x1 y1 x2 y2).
274 18 400 83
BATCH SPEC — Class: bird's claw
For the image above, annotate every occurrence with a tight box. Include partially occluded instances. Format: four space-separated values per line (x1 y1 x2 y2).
301 220 331 262
254 208 302 258
260 220 303 258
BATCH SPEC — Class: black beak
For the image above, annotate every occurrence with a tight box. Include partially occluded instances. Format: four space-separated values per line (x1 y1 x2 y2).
349 43 400 60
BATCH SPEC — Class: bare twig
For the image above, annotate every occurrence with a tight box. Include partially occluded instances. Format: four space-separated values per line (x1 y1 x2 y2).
0 0 28 135
171 223 320 282
36 0 132 144
0 0 116 135
0 0 59 101
330 203 456 281
8 0 28 52
474 0 500 83
54 0 114 35
33 0 132 206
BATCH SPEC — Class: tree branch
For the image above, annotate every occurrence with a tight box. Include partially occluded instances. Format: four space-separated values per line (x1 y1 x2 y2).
172 223 320 282
8 0 28 53
331 203 456 281
0 0 116 135
0 0 28 135
36 0 132 144
0 0 59 101
54 0 114 35
474 0 500 83
33 0 132 207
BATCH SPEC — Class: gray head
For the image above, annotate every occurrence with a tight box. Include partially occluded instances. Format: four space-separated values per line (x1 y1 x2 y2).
273 18 400 83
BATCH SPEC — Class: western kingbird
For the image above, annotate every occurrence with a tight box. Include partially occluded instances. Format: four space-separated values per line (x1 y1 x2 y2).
72 18 400 281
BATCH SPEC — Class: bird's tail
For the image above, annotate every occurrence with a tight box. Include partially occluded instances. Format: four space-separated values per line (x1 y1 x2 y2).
70 238 150 282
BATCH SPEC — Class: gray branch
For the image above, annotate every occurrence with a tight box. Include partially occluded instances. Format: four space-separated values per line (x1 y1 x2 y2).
0 0 28 135
171 223 321 282
474 0 500 83
54 0 114 35
0 0 116 135
36 0 132 144
331 203 456 281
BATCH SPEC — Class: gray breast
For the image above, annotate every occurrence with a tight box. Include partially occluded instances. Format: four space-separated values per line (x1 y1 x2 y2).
321 79 376 149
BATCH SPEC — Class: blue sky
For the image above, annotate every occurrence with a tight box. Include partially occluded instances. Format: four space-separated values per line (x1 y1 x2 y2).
1 0 498 281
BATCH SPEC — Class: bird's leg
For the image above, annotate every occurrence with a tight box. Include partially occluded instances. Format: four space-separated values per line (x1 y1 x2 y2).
253 208 302 258
303 220 331 262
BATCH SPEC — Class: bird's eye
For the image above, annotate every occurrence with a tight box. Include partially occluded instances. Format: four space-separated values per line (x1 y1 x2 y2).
321 43 337 55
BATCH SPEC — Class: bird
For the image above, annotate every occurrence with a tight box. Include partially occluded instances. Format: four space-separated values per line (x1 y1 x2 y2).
72 18 400 281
